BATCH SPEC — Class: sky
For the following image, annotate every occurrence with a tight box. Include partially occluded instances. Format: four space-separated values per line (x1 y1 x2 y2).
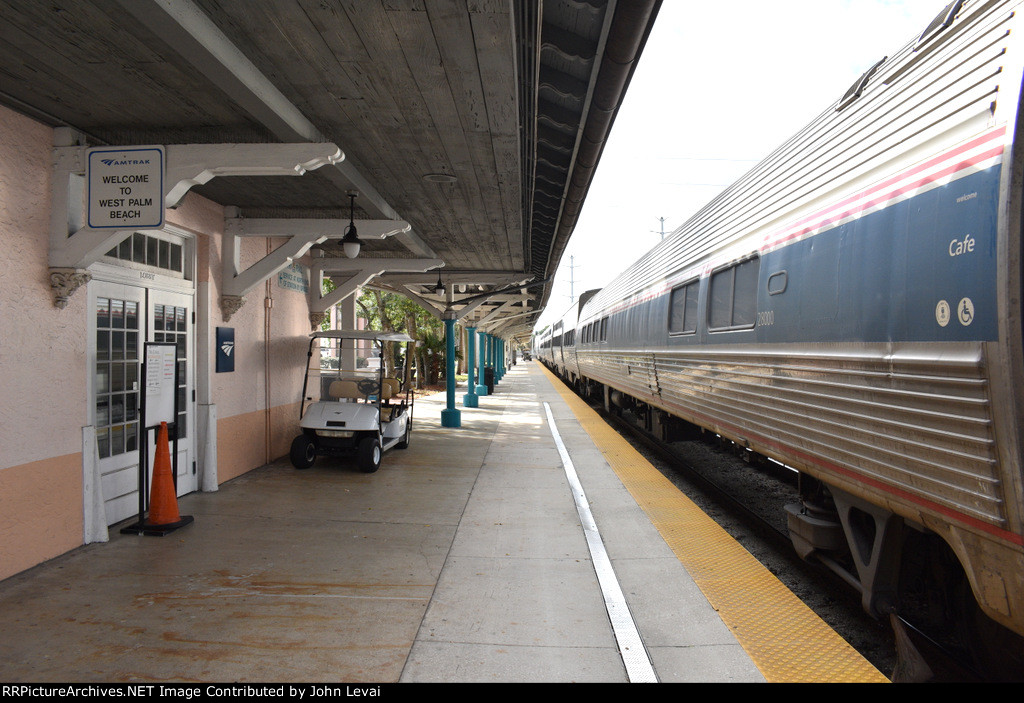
536 0 946 328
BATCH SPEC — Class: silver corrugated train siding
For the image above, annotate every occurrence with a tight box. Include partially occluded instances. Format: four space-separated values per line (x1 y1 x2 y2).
580 344 1004 528
584 2 1015 318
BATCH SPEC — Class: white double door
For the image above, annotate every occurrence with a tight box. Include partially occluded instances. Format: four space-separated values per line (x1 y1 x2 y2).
91 281 195 526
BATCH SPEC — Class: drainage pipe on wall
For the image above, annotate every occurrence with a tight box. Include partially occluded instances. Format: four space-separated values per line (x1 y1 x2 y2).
264 238 273 465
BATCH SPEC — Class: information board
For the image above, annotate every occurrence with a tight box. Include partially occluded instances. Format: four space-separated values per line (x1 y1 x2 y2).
144 343 177 427
87 145 165 229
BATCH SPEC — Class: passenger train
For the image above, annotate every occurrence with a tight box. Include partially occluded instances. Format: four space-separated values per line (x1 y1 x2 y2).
536 0 1024 674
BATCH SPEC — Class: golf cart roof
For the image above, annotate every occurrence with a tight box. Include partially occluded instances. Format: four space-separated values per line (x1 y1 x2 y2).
310 330 415 343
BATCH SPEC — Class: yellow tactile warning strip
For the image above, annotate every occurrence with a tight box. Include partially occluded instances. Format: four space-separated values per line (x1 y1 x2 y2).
537 364 889 683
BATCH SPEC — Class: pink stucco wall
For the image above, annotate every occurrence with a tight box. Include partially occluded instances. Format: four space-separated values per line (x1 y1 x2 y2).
201 234 308 479
0 105 86 579
0 103 313 581
0 107 88 465
202 231 310 467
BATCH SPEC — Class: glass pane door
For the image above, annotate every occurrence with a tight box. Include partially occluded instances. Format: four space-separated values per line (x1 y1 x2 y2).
92 283 145 525
150 290 195 496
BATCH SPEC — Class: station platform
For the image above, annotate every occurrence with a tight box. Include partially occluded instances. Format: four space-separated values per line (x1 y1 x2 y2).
0 362 888 683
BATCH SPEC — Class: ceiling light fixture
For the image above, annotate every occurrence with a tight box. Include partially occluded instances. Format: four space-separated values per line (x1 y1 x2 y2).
434 273 445 297
342 190 362 258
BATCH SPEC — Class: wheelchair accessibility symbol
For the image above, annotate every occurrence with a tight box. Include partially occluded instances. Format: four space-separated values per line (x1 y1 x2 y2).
958 297 974 326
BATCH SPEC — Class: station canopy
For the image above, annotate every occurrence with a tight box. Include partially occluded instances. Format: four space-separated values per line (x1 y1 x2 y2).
311 330 415 344
0 0 661 346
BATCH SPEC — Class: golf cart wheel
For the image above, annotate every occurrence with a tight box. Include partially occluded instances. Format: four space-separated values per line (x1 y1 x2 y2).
396 418 411 449
357 436 382 473
290 434 317 469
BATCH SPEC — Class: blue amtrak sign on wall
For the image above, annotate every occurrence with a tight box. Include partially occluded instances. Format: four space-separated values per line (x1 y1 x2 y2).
216 327 235 373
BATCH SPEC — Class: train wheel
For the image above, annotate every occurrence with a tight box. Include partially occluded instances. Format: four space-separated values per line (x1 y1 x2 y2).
955 578 1024 681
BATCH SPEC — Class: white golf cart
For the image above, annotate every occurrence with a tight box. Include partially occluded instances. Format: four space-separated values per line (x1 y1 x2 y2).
290 330 415 472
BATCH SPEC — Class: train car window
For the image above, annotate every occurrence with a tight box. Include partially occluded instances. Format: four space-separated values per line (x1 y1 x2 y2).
668 280 699 335
733 258 759 326
836 56 886 111
916 0 963 50
710 267 734 329
709 257 761 331
600 317 608 341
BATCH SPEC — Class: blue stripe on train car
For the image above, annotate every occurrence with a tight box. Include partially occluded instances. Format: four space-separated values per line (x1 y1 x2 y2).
630 165 1003 348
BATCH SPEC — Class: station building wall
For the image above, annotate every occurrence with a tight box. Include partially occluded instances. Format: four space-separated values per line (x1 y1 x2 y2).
0 104 309 581
0 107 86 580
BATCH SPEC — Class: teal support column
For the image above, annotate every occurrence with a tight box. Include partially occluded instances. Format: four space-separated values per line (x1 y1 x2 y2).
463 326 478 407
487 335 496 389
475 329 488 396
489 335 498 387
491 337 499 382
441 314 461 427
497 340 505 380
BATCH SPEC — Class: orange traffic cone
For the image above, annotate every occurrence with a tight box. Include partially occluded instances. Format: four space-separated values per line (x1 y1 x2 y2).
148 421 181 526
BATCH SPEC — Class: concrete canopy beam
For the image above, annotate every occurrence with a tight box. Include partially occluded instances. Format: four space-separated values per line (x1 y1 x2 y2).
395 285 446 320
310 258 445 312
222 231 326 300
477 299 521 326
480 308 537 333
164 143 343 208
231 218 411 241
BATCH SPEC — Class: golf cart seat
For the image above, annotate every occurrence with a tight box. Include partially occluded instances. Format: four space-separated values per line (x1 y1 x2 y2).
382 378 401 398
329 380 362 401
329 379 394 402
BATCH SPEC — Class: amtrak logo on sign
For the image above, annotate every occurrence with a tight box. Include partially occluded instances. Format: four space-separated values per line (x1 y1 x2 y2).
100 158 153 167
216 327 235 373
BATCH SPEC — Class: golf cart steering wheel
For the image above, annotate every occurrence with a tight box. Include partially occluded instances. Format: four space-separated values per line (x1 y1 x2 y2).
357 379 380 396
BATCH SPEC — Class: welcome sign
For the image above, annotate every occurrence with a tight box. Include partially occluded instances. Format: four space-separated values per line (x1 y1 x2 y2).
87 145 165 229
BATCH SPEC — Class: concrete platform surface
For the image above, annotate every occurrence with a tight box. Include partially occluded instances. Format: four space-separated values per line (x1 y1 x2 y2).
0 362 770 683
